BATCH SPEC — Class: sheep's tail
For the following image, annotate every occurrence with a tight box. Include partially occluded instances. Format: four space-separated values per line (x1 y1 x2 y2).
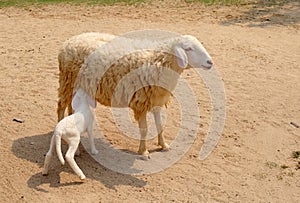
55 132 65 165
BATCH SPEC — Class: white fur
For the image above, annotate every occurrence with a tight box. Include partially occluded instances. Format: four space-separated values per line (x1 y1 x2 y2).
42 88 98 180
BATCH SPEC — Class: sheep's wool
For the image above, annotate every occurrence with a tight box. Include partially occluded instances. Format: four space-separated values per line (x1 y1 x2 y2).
58 33 186 121
57 33 116 121
76 36 184 120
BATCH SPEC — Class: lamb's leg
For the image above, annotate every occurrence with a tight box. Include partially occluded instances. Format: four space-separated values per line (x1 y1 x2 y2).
65 136 86 180
87 127 98 155
57 99 66 122
137 113 149 156
152 107 170 150
75 147 80 156
42 135 56 175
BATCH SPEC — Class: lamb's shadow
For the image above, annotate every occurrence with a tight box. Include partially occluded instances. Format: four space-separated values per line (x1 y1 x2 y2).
12 132 146 192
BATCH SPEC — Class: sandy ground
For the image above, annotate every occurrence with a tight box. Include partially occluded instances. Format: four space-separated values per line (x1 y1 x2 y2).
0 1 300 202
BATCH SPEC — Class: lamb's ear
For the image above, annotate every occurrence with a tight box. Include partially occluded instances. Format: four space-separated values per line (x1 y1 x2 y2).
71 92 81 110
174 45 188 69
87 95 97 109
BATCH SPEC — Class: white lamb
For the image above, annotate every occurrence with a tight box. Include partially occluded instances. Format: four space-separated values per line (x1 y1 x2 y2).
57 32 116 121
75 33 214 156
42 88 98 180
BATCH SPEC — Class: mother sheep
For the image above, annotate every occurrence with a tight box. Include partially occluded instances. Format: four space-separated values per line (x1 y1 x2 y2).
74 32 214 156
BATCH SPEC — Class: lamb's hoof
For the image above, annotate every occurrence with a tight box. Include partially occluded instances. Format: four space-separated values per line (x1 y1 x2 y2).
91 149 99 155
160 143 170 151
79 175 86 180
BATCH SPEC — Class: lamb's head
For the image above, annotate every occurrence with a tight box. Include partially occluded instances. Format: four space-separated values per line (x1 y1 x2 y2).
174 35 213 69
72 88 97 110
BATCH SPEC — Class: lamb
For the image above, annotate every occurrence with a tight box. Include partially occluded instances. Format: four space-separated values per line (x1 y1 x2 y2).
57 32 116 121
75 33 213 156
42 88 98 180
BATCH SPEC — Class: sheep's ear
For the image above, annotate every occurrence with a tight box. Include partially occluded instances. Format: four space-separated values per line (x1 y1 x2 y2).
174 45 188 69
87 95 97 109
71 92 81 110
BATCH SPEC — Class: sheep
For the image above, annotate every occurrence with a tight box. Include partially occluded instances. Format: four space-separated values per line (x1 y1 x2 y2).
57 32 116 122
75 33 213 156
42 88 98 180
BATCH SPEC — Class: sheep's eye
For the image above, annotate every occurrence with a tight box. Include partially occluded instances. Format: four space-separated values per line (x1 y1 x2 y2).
184 47 193 51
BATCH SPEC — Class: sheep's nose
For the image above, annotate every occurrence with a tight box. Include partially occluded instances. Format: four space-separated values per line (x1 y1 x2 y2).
207 59 213 66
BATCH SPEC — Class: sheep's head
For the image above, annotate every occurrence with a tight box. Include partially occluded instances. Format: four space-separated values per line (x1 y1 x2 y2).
174 35 213 69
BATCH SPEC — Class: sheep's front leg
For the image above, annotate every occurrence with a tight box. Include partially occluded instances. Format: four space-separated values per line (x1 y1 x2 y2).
65 136 86 180
152 107 170 150
137 113 149 156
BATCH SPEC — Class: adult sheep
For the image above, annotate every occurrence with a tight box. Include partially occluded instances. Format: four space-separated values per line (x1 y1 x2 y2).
75 32 214 156
57 32 116 121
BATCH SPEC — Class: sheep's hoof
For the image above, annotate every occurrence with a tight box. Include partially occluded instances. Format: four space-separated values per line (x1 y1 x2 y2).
139 155 151 160
160 143 170 151
138 151 150 160
41 169 48 176
138 149 149 156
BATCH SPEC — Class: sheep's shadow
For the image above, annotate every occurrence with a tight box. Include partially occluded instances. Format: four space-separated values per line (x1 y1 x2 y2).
11 132 146 192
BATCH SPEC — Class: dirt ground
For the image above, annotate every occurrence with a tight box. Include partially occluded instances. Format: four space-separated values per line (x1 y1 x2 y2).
0 1 299 202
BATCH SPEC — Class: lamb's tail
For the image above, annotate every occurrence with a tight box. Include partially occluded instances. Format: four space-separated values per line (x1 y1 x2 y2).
55 132 65 165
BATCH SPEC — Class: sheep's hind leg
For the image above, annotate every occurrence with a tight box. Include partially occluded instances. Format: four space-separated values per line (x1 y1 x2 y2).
67 101 73 116
65 136 86 180
42 135 56 175
57 99 66 122
137 113 149 156
152 107 170 151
